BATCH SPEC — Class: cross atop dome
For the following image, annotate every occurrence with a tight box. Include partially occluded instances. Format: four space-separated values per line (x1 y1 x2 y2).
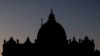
51 8 53 14
48 8 56 23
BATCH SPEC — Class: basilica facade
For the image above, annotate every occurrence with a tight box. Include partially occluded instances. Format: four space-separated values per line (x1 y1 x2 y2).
2 9 100 56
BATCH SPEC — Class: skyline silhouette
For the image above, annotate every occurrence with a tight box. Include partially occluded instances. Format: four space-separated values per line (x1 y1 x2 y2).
0 0 100 56
2 9 100 56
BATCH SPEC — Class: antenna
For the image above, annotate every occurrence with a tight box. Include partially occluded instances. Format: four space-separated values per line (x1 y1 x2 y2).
41 18 43 26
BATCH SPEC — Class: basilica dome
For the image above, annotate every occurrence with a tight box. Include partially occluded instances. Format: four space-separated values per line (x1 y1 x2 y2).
36 9 67 45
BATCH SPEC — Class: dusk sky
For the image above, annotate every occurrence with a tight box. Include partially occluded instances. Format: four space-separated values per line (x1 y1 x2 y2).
0 0 100 55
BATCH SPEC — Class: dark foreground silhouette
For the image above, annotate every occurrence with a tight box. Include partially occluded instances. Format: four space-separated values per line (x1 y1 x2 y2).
2 9 100 56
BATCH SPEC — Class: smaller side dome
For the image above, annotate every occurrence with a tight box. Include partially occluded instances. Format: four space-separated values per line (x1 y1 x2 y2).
6 37 16 44
24 37 32 45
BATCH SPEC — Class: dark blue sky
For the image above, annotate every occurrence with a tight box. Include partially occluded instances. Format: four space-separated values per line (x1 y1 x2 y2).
0 0 100 55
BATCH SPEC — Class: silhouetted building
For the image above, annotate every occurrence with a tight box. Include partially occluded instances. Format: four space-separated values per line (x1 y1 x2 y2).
2 9 100 56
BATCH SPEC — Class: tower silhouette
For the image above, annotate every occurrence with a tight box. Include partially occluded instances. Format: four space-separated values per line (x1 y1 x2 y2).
2 9 100 56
